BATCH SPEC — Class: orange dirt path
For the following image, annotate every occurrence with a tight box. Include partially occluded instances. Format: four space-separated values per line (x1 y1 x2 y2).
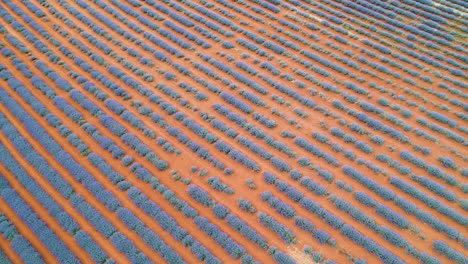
0 233 22 264
0 163 66 264
0 84 131 263
0 68 188 264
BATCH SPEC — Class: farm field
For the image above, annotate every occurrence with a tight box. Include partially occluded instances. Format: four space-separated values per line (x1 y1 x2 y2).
0 0 467 263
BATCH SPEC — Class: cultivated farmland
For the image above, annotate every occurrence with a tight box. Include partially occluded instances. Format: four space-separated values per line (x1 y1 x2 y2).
0 0 467 263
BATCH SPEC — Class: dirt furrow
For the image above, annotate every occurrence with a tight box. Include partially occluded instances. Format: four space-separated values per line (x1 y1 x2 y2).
0 72 170 263
0 233 23 264
0 89 131 263
0 156 76 264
